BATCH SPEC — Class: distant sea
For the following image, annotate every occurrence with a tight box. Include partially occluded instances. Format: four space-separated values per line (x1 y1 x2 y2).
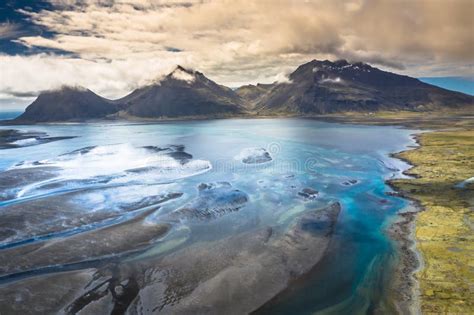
0 111 22 120
419 76 474 96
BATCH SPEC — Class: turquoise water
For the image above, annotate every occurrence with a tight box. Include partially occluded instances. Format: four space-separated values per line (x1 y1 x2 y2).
0 111 21 120
0 119 416 313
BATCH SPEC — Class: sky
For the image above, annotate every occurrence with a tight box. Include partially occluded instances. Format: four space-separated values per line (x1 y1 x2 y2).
0 0 473 110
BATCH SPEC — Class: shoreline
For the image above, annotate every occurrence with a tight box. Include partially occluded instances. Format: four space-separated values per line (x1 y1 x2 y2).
2 110 472 127
385 201 422 314
384 132 424 314
386 127 474 313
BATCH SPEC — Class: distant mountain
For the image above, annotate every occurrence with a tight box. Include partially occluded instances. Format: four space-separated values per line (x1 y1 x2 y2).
235 83 274 109
119 66 245 118
11 60 474 123
15 86 118 122
12 67 245 123
241 59 474 115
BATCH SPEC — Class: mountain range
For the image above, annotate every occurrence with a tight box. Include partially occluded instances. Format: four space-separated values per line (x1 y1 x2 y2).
13 60 474 123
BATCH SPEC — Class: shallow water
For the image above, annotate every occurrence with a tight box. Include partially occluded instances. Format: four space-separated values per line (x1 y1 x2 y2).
0 118 416 313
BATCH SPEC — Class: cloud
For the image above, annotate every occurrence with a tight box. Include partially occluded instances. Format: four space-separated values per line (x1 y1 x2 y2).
0 22 24 39
1 0 473 107
170 67 195 83
274 71 293 84
320 77 343 84
0 53 187 99
17 0 472 62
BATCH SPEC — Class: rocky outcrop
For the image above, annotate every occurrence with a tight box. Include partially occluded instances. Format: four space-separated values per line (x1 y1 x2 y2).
298 187 319 199
235 147 273 164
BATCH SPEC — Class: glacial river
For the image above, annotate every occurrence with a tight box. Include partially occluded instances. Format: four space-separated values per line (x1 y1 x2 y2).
0 118 416 314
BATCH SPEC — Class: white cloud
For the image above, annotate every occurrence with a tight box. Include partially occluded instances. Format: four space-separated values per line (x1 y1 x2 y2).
0 53 188 99
320 77 343 84
274 71 293 84
171 68 195 83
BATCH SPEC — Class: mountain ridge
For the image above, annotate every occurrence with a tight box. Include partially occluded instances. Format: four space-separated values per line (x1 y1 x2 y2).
118 65 245 118
15 85 120 122
12 60 474 123
239 59 473 115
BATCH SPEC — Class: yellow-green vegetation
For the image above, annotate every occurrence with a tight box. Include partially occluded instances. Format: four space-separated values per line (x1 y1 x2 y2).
318 110 474 129
391 129 474 314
